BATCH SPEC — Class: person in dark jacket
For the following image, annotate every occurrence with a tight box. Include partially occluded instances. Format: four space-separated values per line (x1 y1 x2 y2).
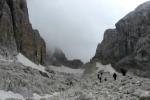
97 73 102 83
113 73 117 80
100 72 103 76
120 68 127 76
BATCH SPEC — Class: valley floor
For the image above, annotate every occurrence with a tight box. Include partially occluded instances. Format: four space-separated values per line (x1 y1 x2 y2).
0 54 150 100
48 73 150 100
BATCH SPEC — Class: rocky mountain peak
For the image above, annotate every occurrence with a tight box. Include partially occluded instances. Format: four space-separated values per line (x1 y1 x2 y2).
136 1 150 11
93 1 150 78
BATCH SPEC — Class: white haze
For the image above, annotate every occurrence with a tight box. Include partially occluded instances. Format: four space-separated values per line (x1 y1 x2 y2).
27 0 149 63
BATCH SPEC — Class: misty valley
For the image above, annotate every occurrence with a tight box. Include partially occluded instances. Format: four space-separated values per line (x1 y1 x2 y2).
0 0 150 100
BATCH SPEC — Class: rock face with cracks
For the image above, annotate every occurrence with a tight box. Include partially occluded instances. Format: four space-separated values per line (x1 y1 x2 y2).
93 1 150 78
0 0 46 65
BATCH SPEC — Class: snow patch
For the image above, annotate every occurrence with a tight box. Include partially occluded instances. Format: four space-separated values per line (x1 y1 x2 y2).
17 53 46 72
16 53 84 75
96 62 117 74
0 90 60 100
0 90 25 100
141 91 150 97
33 92 59 100
49 65 84 74
135 89 150 97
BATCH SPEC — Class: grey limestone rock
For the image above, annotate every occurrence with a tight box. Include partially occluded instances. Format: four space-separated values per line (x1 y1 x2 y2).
0 0 46 65
93 1 150 77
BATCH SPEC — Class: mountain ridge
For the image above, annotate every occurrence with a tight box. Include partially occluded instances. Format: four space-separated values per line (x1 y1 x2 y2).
92 1 150 78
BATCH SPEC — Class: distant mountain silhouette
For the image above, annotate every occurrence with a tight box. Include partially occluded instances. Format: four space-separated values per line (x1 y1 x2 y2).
46 48 83 69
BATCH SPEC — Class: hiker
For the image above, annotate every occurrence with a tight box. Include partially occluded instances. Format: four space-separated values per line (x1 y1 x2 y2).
70 81 73 86
113 73 117 80
100 72 103 76
97 72 103 83
97 73 102 83
66 79 73 86
120 68 127 76
104 77 107 81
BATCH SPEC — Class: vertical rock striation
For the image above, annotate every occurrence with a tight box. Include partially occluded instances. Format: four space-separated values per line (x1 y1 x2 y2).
0 0 17 58
93 1 150 77
0 0 46 65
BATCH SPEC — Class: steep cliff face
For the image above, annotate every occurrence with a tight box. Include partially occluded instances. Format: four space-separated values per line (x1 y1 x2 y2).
93 1 150 77
93 29 118 65
0 0 46 64
0 0 17 58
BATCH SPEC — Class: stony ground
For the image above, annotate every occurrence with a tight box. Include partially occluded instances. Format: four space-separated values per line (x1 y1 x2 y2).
0 59 81 100
0 59 150 100
49 72 150 100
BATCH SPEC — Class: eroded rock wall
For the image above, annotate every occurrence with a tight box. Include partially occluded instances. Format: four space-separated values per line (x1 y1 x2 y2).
93 1 150 77
0 0 46 65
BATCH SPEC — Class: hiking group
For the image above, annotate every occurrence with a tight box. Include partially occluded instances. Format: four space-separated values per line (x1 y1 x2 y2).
97 68 127 83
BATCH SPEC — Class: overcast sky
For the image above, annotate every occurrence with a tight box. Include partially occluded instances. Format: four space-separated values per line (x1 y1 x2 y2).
27 0 149 63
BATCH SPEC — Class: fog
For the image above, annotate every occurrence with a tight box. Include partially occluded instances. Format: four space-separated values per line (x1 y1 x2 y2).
27 0 148 62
